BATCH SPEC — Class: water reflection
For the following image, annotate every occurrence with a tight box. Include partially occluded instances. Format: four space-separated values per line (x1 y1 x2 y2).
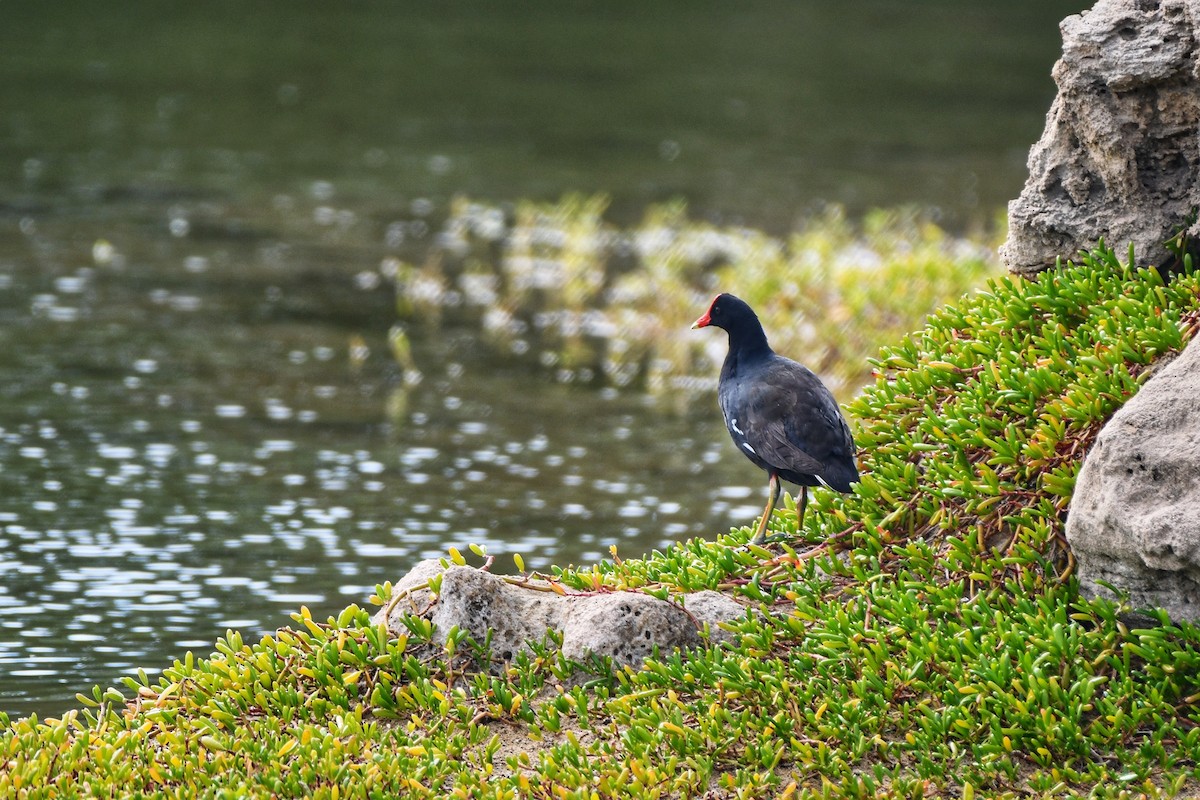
0 210 764 717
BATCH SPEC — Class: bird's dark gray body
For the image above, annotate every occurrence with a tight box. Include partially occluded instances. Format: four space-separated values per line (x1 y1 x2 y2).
693 293 858 542
718 349 857 492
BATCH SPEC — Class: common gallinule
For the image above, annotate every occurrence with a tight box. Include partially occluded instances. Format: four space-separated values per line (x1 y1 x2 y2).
693 293 858 544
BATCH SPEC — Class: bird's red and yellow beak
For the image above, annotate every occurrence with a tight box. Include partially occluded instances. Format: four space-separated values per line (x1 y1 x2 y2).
692 295 718 329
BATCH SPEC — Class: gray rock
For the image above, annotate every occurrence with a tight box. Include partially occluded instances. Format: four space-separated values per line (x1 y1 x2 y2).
561 593 704 666
679 590 749 646
1066 338 1200 623
430 566 564 663
374 558 446 621
371 563 749 669
1000 0 1200 275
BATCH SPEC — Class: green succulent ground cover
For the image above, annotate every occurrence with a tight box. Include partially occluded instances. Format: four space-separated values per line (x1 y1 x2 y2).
6 248 1200 798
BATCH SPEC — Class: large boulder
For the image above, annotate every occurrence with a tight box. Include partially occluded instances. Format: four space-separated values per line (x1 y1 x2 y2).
1000 0 1200 275
372 561 749 669
1066 337 1200 622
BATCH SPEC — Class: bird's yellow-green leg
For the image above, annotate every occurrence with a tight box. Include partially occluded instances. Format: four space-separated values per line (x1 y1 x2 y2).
797 485 809 533
751 481 810 545
750 472 783 545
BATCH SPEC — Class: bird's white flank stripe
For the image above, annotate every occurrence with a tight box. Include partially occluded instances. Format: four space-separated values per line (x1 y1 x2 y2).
815 474 832 489
731 417 744 435
741 442 756 455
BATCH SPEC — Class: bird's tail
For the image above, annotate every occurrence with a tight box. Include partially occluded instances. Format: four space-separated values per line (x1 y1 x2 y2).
818 460 859 493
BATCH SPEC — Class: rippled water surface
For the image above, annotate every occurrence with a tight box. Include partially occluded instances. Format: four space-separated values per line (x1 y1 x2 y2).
1 0 1086 716
0 203 770 716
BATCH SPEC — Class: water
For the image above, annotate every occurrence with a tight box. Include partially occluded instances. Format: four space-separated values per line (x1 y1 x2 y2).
0 0 1085 717
5 0 1082 229
0 210 763 717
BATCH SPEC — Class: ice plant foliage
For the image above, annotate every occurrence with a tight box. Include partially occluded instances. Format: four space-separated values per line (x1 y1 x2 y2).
4 247 1200 797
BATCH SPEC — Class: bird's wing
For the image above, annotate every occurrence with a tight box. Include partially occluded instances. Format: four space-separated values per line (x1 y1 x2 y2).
739 365 830 476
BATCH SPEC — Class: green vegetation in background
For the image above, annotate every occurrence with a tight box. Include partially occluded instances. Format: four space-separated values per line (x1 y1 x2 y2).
392 196 1003 402
5 247 1200 797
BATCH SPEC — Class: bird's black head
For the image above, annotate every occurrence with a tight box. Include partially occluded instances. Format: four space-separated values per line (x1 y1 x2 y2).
692 293 772 357
691 293 759 333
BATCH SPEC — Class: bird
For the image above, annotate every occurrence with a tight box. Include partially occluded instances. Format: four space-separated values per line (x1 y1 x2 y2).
692 293 858 545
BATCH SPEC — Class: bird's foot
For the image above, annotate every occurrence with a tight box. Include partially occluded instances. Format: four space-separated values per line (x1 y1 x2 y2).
747 531 794 547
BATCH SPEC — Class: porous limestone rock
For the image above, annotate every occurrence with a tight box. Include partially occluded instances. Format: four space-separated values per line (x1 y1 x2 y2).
677 590 748 647
371 561 749 669
1000 0 1200 275
430 565 564 664
1066 338 1200 622
560 593 704 666
376 558 445 618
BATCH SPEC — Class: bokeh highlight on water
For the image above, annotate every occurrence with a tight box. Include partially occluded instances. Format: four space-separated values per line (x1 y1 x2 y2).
0 0 1086 717
0 207 766 717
